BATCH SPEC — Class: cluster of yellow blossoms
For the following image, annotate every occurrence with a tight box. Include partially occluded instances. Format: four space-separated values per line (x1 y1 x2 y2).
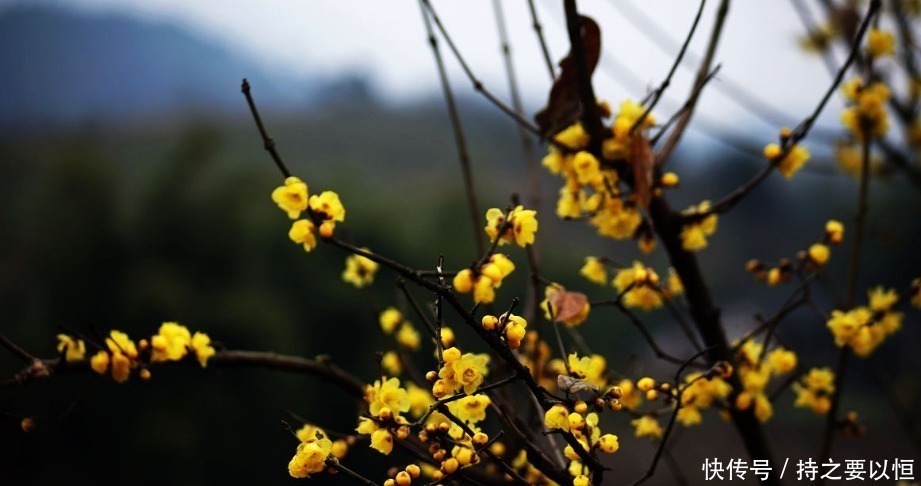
548 353 608 391
841 77 891 140
679 201 720 251
826 286 904 357
288 424 349 479
734 340 798 423
342 251 379 288
273 176 346 253
541 101 656 250
481 313 528 350
543 401 620 480
452 253 515 304
592 260 683 311
676 372 732 427
433 347 490 397
763 139 812 180
866 27 896 59
484 205 538 247
793 367 836 415
56 322 215 384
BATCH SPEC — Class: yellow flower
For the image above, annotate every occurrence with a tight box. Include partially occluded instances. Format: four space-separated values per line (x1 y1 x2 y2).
677 406 703 426
572 151 601 185
753 393 773 423
612 261 662 310
763 143 811 179
365 377 410 418
766 348 797 375
342 251 379 288
271 176 309 219
867 28 895 58
579 257 607 285
111 352 131 383
56 334 86 362
90 350 109 374
150 322 191 362
617 379 642 409
452 269 475 293
868 286 899 312
439 352 490 395
612 99 655 139
370 429 393 455
567 353 607 389
590 198 642 240
544 404 570 431
379 307 403 334
826 220 844 244
190 332 215 367
555 123 589 149
793 367 835 415
808 243 830 266
680 201 718 251
841 79 891 140
105 330 137 359
484 206 539 247
381 351 402 376
396 323 420 351
597 434 619 454
295 423 327 443
288 219 317 253
288 436 333 478
447 394 491 424
574 475 590 486
632 416 662 439
459 254 515 304
308 191 346 222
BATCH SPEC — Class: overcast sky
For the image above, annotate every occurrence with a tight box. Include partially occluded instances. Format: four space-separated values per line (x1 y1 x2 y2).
4 0 852 134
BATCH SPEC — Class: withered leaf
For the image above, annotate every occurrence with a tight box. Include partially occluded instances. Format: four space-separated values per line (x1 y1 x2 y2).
535 16 601 138
630 132 654 210
547 288 588 323
558 375 598 394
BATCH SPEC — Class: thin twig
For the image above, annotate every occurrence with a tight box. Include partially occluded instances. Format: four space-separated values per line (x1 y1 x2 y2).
240 79 291 178
418 0 484 256
630 0 707 134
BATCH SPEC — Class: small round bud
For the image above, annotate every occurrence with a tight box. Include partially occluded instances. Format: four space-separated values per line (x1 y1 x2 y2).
489 442 506 456
139 368 151 380
406 464 421 479
608 386 623 399
425 371 438 382
637 377 656 392
383 479 396 486
442 347 461 363
609 398 623 411
472 432 489 447
598 434 620 454
573 400 588 415
319 220 336 239
20 417 36 433
568 412 586 430
661 172 679 188
442 457 459 474
482 315 499 331
396 426 410 440
395 471 412 486
646 389 659 401
454 447 474 466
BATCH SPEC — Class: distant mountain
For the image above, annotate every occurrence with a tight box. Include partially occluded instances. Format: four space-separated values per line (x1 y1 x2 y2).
0 5 375 127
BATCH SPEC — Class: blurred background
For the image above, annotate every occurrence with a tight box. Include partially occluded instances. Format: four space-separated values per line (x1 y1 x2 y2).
0 0 919 484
